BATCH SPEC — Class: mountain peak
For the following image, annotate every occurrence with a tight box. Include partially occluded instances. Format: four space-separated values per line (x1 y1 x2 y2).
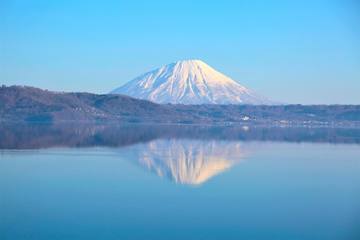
111 60 271 105
175 59 204 64
173 59 216 71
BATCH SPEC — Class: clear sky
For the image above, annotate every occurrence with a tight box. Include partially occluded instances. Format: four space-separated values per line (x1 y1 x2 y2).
1 0 359 104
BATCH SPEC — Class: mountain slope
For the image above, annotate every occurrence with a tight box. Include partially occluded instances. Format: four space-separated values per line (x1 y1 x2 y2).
0 85 173 122
1 86 359 126
111 60 271 104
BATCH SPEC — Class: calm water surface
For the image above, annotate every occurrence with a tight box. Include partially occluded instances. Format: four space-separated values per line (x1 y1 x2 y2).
0 124 359 240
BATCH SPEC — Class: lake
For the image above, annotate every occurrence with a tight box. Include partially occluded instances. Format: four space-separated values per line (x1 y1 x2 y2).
1 124 360 240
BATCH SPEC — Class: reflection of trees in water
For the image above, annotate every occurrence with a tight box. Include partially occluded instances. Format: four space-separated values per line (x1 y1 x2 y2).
125 139 247 185
0 123 359 149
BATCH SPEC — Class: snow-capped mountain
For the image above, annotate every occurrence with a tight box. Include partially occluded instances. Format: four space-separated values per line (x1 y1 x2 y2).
111 59 271 104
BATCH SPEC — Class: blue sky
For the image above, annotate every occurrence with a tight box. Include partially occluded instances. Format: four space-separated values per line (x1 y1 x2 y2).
1 0 359 104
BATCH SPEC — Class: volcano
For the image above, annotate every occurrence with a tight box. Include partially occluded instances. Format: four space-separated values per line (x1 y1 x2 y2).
111 60 271 104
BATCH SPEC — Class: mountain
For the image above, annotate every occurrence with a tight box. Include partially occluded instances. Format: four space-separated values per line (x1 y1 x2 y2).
111 59 271 104
0 85 174 123
1 86 360 126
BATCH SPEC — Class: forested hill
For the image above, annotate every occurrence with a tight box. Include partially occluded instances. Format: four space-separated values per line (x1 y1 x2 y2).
1 86 359 127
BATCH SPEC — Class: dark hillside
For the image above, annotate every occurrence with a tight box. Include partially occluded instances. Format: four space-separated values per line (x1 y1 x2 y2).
1 85 359 127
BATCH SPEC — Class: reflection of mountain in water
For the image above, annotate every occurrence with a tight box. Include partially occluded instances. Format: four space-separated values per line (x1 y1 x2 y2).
125 139 247 185
1 123 360 149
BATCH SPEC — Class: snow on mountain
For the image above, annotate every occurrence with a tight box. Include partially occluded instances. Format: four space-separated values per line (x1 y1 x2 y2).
111 59 271 104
